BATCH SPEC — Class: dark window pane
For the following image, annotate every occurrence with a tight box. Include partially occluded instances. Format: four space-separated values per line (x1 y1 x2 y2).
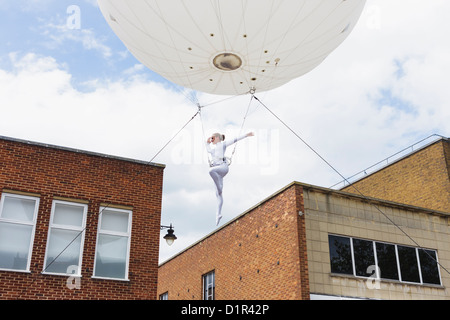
353 239 375 277
376 242 399 280
419 249 441 285
398 246 420 283
328 235 353 275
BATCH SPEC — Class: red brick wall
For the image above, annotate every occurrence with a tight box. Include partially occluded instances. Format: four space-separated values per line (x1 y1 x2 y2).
0 137 164 299
157 183 309 300
342 139 450 213
295 184 310 300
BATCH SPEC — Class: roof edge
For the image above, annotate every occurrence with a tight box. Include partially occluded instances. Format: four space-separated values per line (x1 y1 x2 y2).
0 135 166 168
338 135 448 190
159 180 449 267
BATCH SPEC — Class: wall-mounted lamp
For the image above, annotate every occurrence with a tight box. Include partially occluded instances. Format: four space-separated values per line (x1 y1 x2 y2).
161 224 177 246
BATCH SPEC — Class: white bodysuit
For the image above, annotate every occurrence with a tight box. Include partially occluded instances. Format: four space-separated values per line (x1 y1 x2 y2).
206 134 248 225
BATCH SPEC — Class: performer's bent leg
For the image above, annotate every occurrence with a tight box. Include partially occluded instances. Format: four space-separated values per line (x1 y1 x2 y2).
209 164 229 225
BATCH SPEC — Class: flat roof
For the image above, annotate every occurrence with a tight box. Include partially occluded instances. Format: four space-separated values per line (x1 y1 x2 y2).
334 135 448 189
159 180 449 266
0 135 165 168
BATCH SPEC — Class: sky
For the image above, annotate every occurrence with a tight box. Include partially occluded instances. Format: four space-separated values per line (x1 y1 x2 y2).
0 1 449 264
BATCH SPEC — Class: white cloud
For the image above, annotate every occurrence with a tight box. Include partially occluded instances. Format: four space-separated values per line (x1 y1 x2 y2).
122 63 146 76
39 21 112 59
83 0 99 7
0 53 191 154
1 1 449 263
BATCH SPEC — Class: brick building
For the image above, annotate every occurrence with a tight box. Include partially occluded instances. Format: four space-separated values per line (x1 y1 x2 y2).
342 137 450 213
0 135 165 299
158 182 309 300
157 137 450 300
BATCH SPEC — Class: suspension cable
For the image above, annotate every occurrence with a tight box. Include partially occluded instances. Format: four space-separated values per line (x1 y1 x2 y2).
253 94 450 277
16 108 201 299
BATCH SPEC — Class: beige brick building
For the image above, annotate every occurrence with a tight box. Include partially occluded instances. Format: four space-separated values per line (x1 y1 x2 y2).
158 183 309 300
158 136 450 300
305 185 449 299
342 137 449 213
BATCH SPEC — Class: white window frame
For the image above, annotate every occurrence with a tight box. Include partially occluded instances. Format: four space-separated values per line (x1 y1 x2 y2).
42 200 88 276
0 192 40 273
159 292 168 300
92 206 132 281
202 270 215 300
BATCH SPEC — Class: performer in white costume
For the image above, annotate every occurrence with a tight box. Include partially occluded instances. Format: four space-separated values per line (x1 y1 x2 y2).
206 132 254 226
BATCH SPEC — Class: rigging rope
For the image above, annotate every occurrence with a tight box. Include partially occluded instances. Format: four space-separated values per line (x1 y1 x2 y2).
230 94 254 165
198 91 255 167
253 94 450 277
24 88 251 296
17 86 448 298
16 108 201 299
198 105 213 167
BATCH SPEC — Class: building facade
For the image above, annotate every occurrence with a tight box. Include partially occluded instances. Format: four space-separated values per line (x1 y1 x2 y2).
158 182 309 300
0 136 165 299
157 137 450 300
304 184 448 299
342 137 449 213
158 182 449 300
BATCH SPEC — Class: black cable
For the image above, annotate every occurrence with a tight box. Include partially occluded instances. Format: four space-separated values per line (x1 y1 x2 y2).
16 109 201 299
253 94 450 277
329 134 447 189
47 109 201 272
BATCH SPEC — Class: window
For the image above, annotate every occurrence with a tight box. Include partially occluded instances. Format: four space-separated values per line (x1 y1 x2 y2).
328 235 441 286
397 245 420 283
203 270 215 300
375 242 399 280
159 292 168 300
418 249 441 285
329 235 352 275
93 207 132 280
376 242 399 280
0 193 40 272
353 238 375 277
43 200 87 275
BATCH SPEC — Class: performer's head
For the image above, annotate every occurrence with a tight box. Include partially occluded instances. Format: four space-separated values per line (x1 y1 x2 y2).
211 133 225 144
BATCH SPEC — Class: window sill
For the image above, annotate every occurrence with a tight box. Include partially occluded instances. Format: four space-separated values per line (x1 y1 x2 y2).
41 272 82 277
91 276 130 282
0 268 32 274
330 273 445 289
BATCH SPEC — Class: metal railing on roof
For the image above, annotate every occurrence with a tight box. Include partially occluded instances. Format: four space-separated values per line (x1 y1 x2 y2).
330 134 447 190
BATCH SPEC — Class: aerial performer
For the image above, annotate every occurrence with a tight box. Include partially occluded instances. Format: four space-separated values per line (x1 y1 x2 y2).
206 132 254 225
97 0 366 226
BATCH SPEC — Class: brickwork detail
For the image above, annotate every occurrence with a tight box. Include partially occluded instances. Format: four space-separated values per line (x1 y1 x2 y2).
0 137 164 299
343 139 450 213
157 184 310 300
